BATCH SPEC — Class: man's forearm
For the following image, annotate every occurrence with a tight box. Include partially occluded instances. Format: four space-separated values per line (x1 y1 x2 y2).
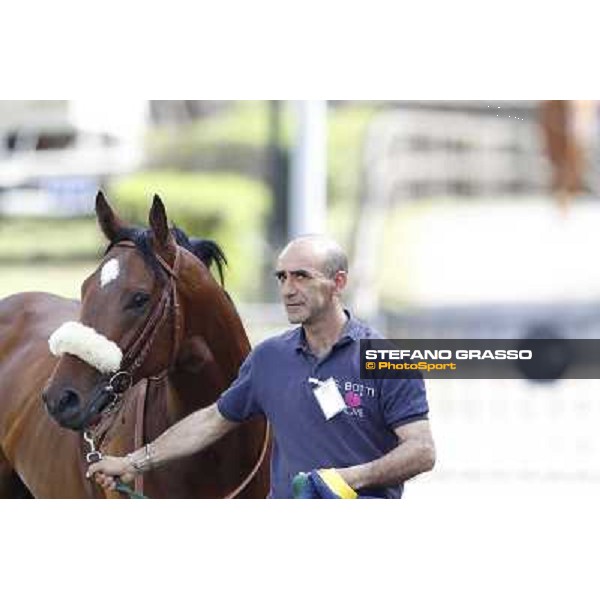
127 404 237 472
337 437 435 491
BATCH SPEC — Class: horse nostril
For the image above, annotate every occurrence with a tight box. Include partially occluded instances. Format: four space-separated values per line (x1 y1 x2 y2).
58 389 80 413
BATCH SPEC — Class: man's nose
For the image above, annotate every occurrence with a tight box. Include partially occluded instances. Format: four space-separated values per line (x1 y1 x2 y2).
281 278 297 297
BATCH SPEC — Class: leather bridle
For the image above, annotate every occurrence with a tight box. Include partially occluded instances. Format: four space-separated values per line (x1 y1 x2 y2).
99 240 184 403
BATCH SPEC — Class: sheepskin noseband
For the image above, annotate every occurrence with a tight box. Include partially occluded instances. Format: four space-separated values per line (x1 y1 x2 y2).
48 321 123 374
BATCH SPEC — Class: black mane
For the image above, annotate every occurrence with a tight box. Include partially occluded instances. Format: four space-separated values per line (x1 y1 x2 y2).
105 226 228 286
172 226 227 285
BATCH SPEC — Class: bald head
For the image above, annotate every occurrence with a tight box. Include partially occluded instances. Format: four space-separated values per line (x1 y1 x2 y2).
279 235 348 279
276 235 348 325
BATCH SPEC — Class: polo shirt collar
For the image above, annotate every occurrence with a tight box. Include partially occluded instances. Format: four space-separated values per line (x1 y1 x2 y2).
294 309 363 353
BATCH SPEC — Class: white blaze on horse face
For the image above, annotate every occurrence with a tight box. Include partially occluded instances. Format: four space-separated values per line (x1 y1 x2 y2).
100 258 120 288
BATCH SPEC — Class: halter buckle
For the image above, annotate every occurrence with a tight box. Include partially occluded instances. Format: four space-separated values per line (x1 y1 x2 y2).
106 371 133 395
86 450 103 464
83 430 104 464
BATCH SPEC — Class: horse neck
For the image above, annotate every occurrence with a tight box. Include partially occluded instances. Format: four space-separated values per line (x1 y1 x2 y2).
166 253 250 421
139 253 269 498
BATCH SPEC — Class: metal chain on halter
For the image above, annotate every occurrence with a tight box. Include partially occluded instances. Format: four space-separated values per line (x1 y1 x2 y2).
83 430 147 499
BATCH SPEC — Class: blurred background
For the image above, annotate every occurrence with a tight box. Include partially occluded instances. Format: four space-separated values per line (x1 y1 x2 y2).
1 99 599 493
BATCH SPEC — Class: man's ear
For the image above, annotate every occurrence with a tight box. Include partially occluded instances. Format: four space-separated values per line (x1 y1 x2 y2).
333 271 348 294
96 190 126 242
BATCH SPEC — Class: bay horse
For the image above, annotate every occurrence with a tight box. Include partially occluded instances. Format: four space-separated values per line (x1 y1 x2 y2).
539 100 587 216
0 192 270 498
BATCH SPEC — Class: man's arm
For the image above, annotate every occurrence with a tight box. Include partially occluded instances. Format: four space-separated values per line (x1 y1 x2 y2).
86 403 239 489
336 419 435 491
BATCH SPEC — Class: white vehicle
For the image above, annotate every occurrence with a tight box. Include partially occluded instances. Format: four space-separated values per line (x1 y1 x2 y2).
0 125 142 216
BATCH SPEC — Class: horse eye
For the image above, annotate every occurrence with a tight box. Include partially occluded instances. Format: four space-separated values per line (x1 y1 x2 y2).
127 292 150 310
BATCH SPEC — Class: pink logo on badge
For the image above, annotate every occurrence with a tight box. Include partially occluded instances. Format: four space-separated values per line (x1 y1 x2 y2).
344 391 362 408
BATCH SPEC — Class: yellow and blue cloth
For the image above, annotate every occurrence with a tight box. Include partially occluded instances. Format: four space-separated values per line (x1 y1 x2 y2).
292 469 358 499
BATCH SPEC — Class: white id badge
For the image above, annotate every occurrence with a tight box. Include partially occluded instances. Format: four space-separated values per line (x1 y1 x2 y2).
311 377 346 420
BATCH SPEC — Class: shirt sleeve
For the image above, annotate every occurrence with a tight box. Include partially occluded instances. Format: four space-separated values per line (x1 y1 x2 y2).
216 353 263 422
379 374 429 429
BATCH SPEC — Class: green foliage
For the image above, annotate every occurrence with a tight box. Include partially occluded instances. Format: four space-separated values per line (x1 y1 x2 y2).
326 104 378 245
0 262 97 300
147 102 291 154
108 171 271 299
0 103 378 306
146 101 377 249
0 218 103 259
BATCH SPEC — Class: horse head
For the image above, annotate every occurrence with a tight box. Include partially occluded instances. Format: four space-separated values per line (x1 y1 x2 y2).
42 191 232 431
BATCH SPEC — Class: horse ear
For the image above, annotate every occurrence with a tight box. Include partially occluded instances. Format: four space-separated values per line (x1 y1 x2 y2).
149 194 175 250
95 190 125 242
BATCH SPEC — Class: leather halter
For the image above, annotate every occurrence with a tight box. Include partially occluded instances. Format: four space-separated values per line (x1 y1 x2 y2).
112 240 184 389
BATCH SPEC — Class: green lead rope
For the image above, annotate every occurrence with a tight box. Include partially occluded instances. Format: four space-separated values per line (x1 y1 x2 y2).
114 479 148 499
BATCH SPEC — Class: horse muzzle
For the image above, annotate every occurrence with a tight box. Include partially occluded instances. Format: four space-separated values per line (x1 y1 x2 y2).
43 385 87 430
42 375 127 431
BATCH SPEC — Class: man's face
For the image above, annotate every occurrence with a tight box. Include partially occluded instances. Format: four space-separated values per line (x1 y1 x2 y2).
275 243 338 325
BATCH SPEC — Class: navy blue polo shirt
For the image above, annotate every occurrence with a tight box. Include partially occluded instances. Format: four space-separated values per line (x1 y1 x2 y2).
217 313 429 498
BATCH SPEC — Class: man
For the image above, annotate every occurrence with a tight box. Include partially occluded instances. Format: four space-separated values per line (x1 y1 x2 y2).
87 235 435 498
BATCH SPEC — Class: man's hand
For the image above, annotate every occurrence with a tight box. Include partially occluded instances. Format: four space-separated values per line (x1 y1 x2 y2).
85 404 239 493
86 456 135 491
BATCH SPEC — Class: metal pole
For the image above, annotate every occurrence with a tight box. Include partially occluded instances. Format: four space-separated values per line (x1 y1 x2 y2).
267 100 287 249
289 100 327 238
